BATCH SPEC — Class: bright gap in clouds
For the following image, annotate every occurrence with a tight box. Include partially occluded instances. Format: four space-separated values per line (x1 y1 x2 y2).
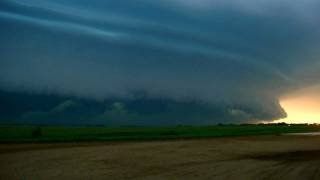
275 85 320 124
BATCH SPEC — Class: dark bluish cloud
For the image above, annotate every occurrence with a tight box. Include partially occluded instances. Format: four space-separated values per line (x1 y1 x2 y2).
0 0 320 124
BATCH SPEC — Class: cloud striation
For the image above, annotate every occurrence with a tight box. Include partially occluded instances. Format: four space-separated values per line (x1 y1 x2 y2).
0 0 320 124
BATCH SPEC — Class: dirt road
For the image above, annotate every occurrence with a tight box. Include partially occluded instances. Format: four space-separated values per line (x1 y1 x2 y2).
1 135 320 180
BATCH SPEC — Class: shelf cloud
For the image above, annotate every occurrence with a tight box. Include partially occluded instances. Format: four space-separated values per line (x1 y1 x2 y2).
1 0 320 124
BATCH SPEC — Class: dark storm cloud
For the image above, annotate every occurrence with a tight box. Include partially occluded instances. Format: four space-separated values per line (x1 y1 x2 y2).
1 0 320 123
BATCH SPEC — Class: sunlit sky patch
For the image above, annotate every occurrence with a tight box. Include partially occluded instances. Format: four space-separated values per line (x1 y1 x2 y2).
276 85 320 124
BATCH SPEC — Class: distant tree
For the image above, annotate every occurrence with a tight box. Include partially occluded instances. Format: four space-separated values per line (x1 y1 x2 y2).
277 122 287 126
32 127 42 137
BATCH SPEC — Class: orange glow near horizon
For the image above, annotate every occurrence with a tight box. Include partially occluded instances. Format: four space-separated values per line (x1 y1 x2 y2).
275 85 320 124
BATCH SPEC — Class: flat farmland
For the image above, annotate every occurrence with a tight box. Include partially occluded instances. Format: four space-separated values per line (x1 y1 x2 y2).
1 135 320 180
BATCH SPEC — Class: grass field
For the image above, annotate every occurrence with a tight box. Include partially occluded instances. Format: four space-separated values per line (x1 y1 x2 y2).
1 123 320 142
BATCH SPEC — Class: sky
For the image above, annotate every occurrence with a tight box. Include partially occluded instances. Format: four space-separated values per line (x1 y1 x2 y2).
276 85 320 124
0 0 320 125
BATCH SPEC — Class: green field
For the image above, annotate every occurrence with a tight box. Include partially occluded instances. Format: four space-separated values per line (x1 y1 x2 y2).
1 124 320 143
